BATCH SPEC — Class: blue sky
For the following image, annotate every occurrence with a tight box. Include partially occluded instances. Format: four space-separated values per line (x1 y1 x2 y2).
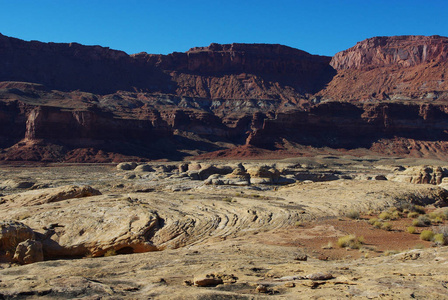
1 0 447 56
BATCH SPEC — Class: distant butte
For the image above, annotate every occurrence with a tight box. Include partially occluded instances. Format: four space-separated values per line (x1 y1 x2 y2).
0 33 448 162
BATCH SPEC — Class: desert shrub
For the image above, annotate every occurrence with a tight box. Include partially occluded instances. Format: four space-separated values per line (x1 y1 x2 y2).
420 230 434 241
373 221 383 229
433 233 446 245
436 225 448 237
434 225 448 245
428 211 445 220
443 209 448 220
407 212 419 219
395 201 425 214
366 210 376 216
104 249 117 257
378 211 392 220
414 205 426 214
433 217 444 224
337 235 364 249
407 226 417 234
391 210 401 219
412 215 431 227
368 217 378 225
345 210 360 220
381 222 392 231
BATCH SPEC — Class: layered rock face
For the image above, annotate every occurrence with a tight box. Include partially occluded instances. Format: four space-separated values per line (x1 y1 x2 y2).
331 35 448 70
0 33 333 98
319 35 448 101
247 102 448 157
1 34 448 161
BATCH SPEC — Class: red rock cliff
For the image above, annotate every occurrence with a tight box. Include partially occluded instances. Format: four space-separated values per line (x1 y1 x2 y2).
0 33 334 99
331 35 448 70
319 35 448 101
1 34 448 162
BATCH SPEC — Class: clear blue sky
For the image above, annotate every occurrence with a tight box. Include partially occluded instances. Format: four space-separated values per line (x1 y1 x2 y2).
1 0 447 56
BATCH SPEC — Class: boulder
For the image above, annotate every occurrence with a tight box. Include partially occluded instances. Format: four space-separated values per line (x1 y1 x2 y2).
6 196 161 258
256 284 269 293
226 166 249 179
153 165 177 173
247 165 280 184
306 272 334 280
134 164 154 172
188 163 202 172
116 162 137 171
188 171 201 180
193 275 223 287
0 221 35 260
178 163 188 173
374 175 388 181
1 185 101 207
198 164 233 180
13 239 44 264
204 174 249 186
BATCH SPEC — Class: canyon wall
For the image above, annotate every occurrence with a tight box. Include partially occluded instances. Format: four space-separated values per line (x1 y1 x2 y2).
319 35 448 101
1 34 448 161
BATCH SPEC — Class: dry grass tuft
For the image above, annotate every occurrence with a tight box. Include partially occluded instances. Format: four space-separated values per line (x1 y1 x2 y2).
337 234 364 249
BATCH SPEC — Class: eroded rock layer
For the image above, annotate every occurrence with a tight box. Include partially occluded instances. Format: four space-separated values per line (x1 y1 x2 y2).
0 34 448 161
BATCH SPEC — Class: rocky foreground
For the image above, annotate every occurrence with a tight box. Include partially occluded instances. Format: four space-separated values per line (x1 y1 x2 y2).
1 156 448 298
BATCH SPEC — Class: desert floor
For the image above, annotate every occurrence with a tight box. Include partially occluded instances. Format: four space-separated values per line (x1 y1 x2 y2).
1 155 448 299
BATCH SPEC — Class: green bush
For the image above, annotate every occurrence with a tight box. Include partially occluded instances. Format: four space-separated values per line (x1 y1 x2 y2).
407 226 417 234
433 233 446 245
420 230 434 241
381 222 392 231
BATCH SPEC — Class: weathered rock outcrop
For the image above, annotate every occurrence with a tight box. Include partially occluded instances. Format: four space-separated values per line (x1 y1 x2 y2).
0 221 35 262
13 239 43 265
390 166 448 185
1 185 102 207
